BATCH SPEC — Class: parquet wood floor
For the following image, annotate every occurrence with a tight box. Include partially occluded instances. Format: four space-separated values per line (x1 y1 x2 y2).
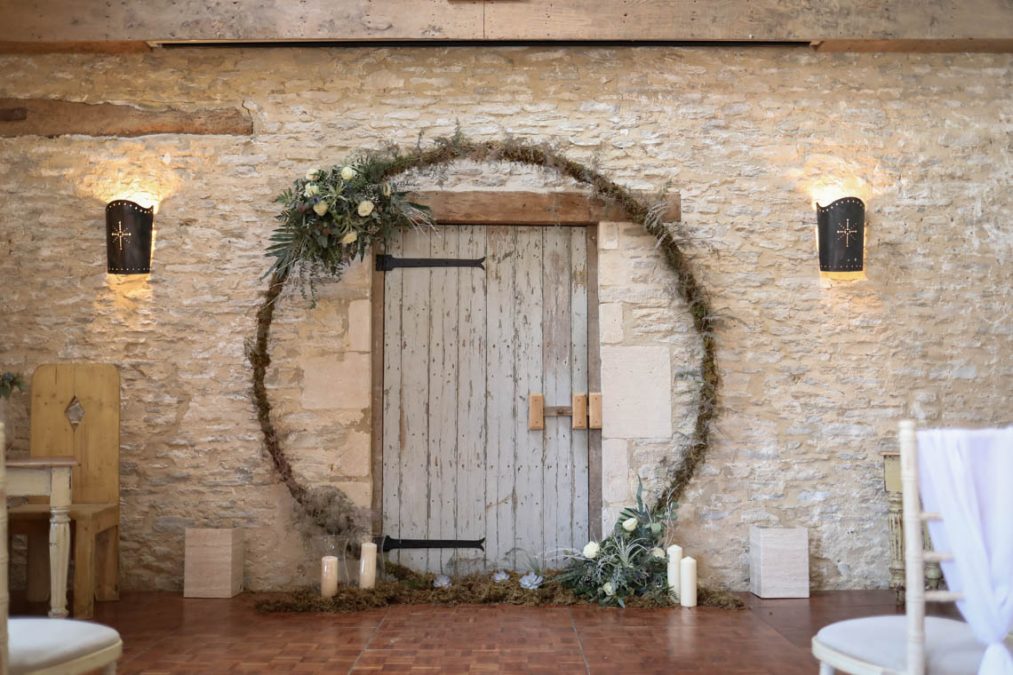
22 590 951 673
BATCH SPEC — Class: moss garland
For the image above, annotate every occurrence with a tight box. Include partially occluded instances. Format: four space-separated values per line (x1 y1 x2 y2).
249 133 718 537
255 565 745 613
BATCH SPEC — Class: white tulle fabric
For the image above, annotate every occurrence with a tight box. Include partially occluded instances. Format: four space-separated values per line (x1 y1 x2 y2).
917 427 1013 675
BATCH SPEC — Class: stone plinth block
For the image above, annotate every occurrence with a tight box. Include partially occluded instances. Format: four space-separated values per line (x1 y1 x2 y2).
749 526 809 598
184 528 244 598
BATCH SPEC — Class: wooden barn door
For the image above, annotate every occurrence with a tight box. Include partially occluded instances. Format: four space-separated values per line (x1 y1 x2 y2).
381 224 591 573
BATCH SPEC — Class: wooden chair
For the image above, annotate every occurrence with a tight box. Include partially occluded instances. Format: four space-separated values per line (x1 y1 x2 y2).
2 423 123 674
9 364 120 619
811 420 1009 674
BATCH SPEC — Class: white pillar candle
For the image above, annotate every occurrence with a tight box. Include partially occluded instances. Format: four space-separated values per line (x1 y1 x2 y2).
680 556 697 608
321 556 339 598
666 544 683 598
358 542 377 589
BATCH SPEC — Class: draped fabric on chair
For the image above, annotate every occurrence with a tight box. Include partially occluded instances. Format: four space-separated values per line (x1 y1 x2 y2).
917 427 1013 675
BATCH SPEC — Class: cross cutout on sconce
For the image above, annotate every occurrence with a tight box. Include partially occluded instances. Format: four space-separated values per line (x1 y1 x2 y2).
836 218 857 248
110 220 131 252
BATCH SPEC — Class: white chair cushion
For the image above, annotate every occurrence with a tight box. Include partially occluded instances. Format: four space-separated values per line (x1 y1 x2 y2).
9 617 121 674
816 615 1013 675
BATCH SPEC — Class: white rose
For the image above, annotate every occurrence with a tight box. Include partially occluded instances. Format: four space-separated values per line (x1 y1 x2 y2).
622 517 638 532
357 200 375 217
651 547 666 559
341 230 358 245
340 166 357 181
305 168 319 181
602 582 615 596
304 183 320 197
582 541 600 559
313 201 328 216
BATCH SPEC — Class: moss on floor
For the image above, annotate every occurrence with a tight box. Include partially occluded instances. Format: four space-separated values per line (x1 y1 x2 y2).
255 564 744 613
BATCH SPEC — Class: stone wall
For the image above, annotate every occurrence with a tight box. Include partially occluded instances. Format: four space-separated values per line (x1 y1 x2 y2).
0 46 1009 591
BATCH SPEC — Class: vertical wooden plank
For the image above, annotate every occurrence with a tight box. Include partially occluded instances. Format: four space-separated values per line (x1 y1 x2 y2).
370 243 386 536
513 226 544 568
570 229 590 546
382 232 405 566
456 225 487 572
427 227 459 572
397 227 432 571
586 226 603 540
542 227 573 561
485 226 516 569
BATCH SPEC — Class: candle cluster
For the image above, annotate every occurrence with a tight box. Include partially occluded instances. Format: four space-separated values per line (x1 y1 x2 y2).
666 544 698 607
320 541 378 598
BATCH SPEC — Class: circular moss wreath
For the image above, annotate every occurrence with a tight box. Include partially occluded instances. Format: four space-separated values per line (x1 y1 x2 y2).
249 134 718 537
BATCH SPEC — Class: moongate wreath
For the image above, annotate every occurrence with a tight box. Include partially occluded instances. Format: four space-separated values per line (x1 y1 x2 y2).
247 133 718 539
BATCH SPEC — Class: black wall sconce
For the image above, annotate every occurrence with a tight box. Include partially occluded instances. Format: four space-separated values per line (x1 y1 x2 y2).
816 197 865 278
106 200 153 274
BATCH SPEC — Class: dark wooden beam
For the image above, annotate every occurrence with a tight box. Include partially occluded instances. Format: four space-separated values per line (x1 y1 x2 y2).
411 191 681 226
812 39 1013 53
0 41 151 54
0 98 254 137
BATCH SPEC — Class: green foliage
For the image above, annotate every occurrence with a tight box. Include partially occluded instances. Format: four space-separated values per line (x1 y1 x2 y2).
557 481 676 607
267 160 433 300
0 372 25 400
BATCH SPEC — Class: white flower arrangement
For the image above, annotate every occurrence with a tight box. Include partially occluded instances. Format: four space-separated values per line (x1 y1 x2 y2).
267 156 434 299
557 480 675 607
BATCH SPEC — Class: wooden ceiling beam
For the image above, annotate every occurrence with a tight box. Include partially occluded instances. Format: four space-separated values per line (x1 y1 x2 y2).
0 1 1009 51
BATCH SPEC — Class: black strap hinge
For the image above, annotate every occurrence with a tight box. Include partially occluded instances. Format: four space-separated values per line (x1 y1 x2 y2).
375 536 486 553
376 254 485 272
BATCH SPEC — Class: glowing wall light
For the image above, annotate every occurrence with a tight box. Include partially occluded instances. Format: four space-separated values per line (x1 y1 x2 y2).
106 200 154 274
816 197 865 281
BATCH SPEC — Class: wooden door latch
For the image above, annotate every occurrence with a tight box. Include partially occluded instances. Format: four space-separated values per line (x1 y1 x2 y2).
528 392 602 430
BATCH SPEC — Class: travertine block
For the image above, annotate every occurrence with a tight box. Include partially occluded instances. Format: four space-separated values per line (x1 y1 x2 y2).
600 346 673 439
602 438 630 503
750 526 809 598
184 528 244 598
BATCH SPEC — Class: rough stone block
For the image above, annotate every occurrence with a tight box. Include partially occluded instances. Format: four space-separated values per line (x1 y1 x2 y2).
749 526 809 598
600 346 673 439
300 353 370 410
184 528 244 598
602 438 630 503
599 302 624 344
599 221 621 250
347 299 372 352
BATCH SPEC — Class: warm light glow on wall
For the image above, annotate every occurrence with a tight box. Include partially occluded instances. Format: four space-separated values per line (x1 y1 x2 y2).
808 177 871 211
76 149 180 213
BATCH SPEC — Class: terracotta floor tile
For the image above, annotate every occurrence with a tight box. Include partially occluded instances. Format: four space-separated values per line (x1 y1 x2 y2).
1 590 924 673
